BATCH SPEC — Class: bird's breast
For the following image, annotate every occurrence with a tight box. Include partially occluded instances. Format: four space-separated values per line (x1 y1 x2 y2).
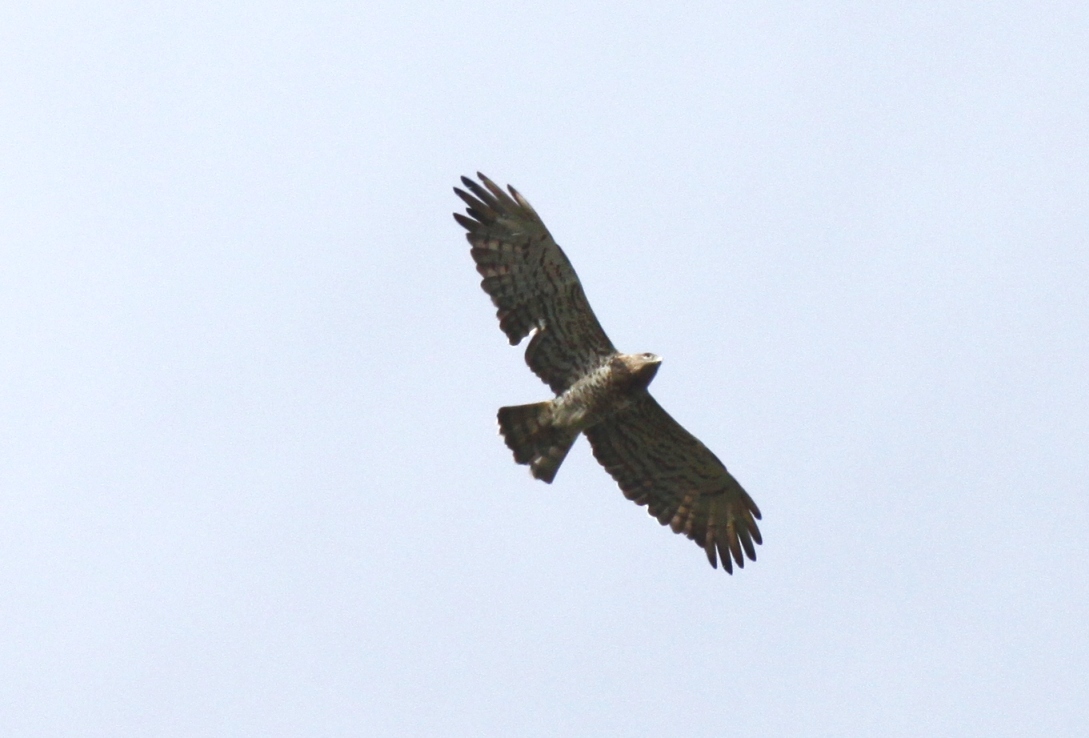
551 360 637 430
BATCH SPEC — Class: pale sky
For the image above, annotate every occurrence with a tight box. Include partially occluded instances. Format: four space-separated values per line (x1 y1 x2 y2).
2 2 1087 736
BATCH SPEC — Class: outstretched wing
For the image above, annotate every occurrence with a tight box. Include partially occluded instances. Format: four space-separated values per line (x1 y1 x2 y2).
585 393 762 572
454 173 616 394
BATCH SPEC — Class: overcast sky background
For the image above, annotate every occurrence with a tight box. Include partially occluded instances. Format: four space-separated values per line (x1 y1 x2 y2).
2 2 1087 736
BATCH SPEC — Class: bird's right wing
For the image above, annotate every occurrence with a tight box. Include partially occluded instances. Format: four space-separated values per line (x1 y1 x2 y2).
454 173 616 394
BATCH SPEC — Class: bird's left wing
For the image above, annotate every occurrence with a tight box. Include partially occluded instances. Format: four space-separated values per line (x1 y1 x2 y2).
584 393 762 572
454 173 616 394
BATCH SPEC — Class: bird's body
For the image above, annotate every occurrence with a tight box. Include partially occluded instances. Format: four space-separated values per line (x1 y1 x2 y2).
551 352 660 429
454 173 762 572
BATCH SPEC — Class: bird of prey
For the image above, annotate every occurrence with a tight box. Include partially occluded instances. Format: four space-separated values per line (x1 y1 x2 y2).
453 173 762 572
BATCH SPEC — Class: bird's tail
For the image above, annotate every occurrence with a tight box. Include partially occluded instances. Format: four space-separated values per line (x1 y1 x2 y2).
497 401 578 484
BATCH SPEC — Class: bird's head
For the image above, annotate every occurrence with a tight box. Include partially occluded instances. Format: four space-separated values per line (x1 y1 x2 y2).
628 352 662 388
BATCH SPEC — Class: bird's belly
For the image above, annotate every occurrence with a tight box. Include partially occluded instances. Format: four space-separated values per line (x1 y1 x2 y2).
551 366 632 430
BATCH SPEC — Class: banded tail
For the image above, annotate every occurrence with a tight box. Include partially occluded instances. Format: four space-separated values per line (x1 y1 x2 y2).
497 402 579 483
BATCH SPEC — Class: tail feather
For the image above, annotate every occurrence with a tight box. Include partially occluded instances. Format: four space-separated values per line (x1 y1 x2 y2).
497 402 578 483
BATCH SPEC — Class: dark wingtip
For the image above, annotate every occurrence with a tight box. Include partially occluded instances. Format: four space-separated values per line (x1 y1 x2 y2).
740 533 756 562
729 536 744 568
476 172 498 191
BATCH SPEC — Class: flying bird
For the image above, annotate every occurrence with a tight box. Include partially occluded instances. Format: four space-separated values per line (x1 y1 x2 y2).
454 173 761 572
